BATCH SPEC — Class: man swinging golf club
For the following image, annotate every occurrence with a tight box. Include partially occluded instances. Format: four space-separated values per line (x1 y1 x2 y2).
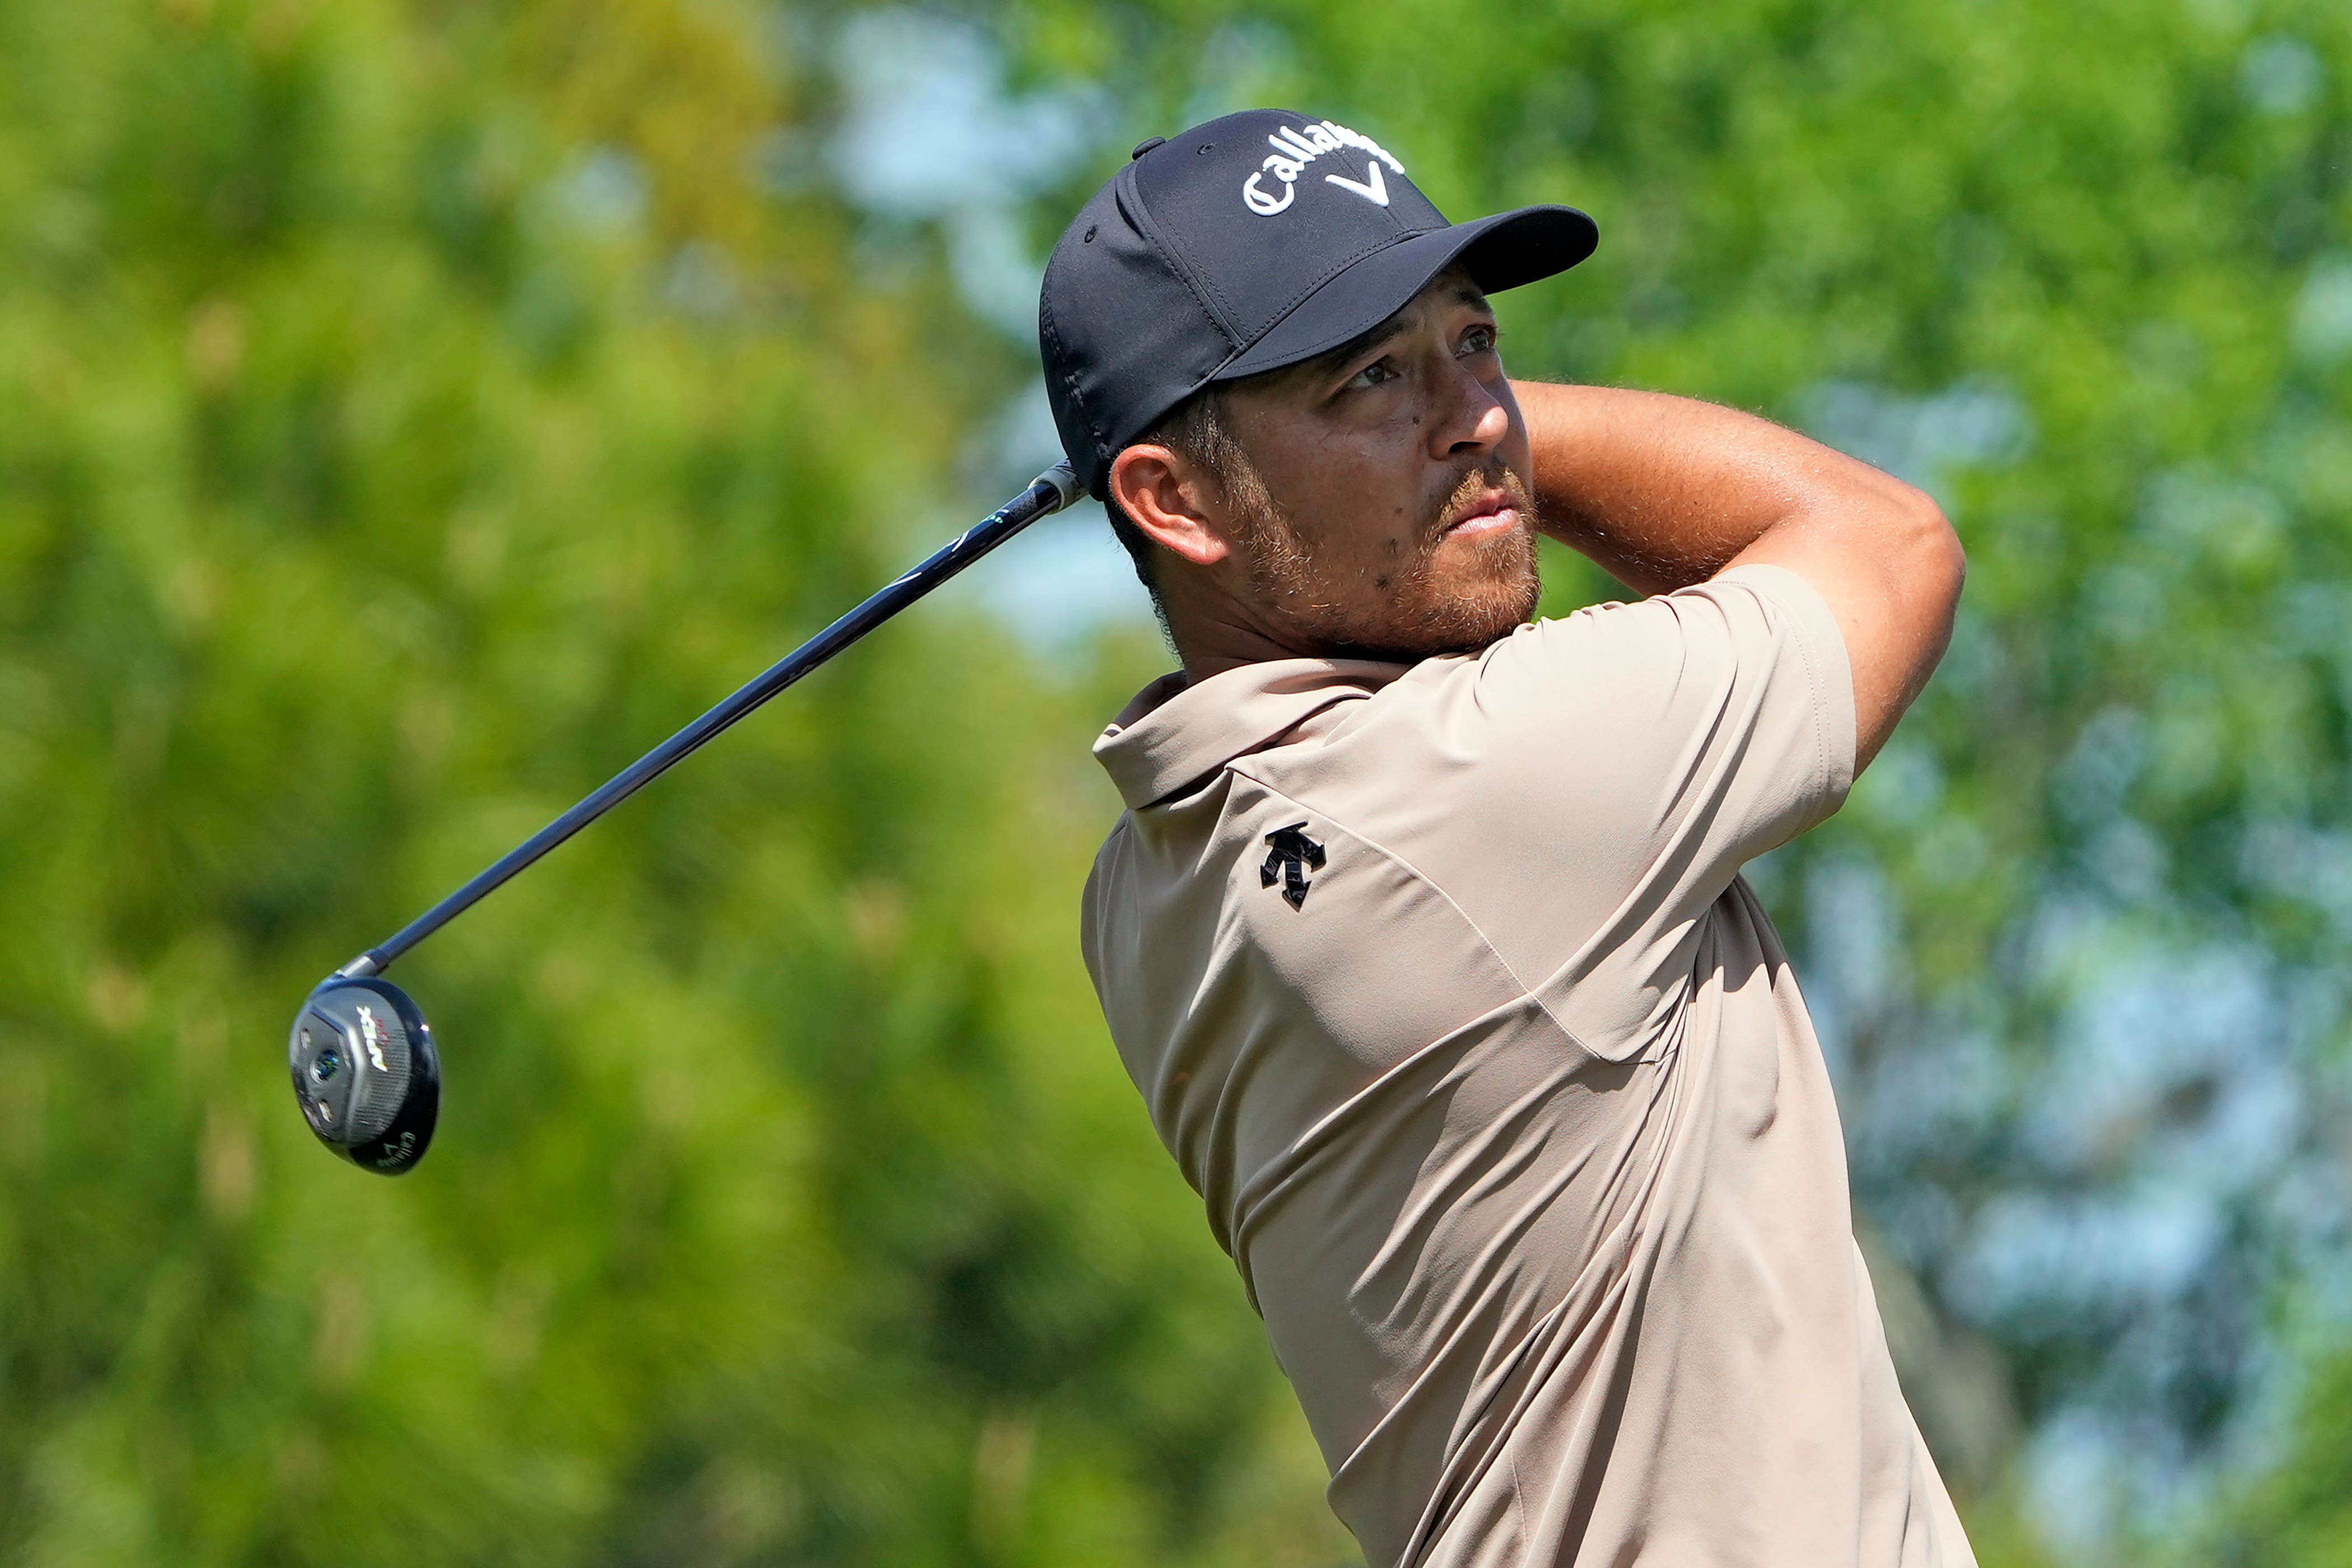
1044 111 1972 1566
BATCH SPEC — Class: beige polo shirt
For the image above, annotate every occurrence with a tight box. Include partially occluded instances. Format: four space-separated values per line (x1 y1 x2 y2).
1081 565 1975 1568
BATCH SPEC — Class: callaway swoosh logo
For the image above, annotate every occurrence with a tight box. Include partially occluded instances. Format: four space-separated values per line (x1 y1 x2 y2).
1324 160 1388 207
1239 120 1406 216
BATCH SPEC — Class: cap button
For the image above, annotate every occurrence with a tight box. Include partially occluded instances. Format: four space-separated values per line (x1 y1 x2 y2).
1130 136 1166 161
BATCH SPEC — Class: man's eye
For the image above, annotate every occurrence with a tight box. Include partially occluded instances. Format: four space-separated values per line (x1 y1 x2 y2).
1347 358 1399 390
1460 324 1498 355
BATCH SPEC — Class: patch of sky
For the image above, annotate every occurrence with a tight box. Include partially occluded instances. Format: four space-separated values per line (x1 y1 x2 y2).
2276 578 2352 654
1848 1022 2012 1172
1912 812 1989 890
948 377 1158 654
538 145 647 236
1908 919 2346 1547
825 8 1103 335
1955 1184 2228 1322
517 146 649 256
2241 818 2352 938
948 207 1054 340
1741 842 1789 907
2276 1152 2352 1261
2282 965 2351 1065
2139 465 2285 577
1800 377 2029 508
1850 736 1943 827
1875 1179 1962 1272
2083 559 2168 648
1926 605 2004 700
828 11 1097 217
2087 818 2168 903
1180 18 1301 128
1803 857 1902 1084
2241 35 2325 117
664 239 739 319
2260 403 2352 522
818 10 1147 651
972 505 1156 656
2290 254 2352 362
2021 888 2118 995
2026 943 2297 1189
2221 1322 2304 1469
2155 698 2247 819
2026 1404 2205 1565
1772 168 2352 1553
750 126 822 198
505 147 647 353
2054 706 2146 828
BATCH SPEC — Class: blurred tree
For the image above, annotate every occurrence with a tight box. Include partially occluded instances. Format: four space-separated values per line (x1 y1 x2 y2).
2210 1346 2352 1565
0 1 1346 1564
997 0 2352 1558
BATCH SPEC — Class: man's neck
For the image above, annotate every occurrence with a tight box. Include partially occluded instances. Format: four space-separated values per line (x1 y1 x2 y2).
1163 585 1313 682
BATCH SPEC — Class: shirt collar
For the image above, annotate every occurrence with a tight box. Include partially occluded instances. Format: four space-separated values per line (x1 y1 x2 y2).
1093 657 1408 809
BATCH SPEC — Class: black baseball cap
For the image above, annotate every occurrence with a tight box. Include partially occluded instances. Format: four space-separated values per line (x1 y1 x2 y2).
1037 109 1598 500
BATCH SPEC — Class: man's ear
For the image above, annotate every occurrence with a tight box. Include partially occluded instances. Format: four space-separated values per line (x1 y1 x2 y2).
1108 444 1230 567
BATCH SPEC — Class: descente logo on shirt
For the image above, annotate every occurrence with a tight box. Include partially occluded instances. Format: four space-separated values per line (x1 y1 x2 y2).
1260 823 1327 909
1242 121 1407 217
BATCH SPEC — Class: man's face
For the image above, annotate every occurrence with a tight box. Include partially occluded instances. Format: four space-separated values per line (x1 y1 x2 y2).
1207 268 1539 662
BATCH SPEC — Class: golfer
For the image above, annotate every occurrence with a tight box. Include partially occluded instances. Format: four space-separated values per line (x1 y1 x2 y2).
1042 110 1972 1567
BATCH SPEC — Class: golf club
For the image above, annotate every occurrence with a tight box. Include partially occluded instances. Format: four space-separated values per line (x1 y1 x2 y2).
290 461 1082 1174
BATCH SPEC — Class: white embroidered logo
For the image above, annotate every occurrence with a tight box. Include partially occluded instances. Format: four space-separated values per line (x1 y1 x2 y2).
1241 120 1406 216
1323 161 1387 207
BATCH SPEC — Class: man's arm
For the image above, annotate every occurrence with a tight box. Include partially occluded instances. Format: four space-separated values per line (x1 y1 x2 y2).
1512 381 1964 772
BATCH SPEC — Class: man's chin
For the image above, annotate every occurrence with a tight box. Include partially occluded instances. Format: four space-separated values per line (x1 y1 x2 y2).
1418 552 1542 655
1314 577 1540 664
1424 598 1539 659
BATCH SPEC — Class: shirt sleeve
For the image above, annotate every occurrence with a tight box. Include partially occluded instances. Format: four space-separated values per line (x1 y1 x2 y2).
1345 562 1855 1062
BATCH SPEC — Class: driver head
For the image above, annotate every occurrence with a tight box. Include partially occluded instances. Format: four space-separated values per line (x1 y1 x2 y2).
288 976 439 1174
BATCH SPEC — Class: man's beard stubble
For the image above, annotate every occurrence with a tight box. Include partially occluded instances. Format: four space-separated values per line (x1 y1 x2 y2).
1229 461 1542 664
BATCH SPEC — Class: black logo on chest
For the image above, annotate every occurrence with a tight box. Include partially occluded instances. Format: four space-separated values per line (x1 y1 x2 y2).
1259 823 1327 909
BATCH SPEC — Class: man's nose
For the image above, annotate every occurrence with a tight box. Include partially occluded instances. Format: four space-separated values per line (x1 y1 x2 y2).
1434 365 1510 459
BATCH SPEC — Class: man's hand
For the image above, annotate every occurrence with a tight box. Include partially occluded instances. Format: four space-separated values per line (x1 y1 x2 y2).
1512 381 1963 772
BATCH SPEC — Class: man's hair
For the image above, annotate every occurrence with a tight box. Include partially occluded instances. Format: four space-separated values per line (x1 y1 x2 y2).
1107 386 1256 613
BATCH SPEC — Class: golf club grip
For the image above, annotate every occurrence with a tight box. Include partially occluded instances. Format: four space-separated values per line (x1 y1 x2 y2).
338 463 1082 979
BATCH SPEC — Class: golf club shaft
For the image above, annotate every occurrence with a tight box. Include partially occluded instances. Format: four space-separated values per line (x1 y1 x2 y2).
334 462 1081 980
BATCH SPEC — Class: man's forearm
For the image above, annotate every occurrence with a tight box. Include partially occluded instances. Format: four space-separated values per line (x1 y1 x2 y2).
1511 381 1930 598
1511 380 1964 771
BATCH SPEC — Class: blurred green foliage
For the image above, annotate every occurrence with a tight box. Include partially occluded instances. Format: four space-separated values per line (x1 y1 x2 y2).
0 0 1341 1562
4 0 2351 1564
2218 1347 2352 1565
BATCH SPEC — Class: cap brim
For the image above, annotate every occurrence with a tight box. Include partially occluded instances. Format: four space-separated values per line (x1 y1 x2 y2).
1215 205 1598 381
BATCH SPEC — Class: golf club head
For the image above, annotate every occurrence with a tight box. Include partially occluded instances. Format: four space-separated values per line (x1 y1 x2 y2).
288 975 438 1175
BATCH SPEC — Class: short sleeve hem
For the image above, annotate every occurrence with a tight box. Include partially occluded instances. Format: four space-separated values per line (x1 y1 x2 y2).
1702 562 1859 807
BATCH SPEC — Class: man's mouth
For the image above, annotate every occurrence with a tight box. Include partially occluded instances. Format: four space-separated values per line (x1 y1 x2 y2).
1427 465 1537 546
1444 493 1520 537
